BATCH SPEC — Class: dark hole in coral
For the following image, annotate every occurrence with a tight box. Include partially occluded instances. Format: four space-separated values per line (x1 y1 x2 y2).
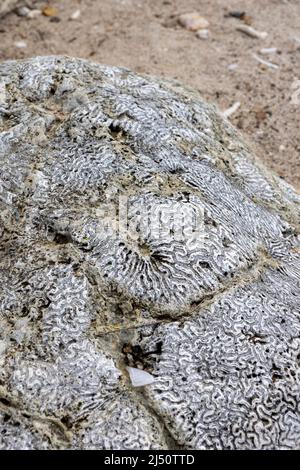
190 294 213 308
169 167 184 175
2 414 10 423
122 343 132 355
204 215 217 227
272 373 282 382
151 252 168 264
54 232 73 245
40 296 51 308
198 261 210 269
123 343 145 359
132 345 143 355
282 228 294 238
108 122 123 138
115 305 123 317
60 415 73 429
80 243 93 252
223 237 231 247
21 305 29 316
0 398 11 407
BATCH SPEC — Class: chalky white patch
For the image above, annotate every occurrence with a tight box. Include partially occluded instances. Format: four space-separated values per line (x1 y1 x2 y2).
127 367 155 387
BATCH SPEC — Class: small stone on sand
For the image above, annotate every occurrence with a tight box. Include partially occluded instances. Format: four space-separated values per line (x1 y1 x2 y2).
196 29 209 39
178 12 209 31
42 5 58 17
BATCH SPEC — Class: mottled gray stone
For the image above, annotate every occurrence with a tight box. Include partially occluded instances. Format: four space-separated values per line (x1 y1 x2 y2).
0 56 300 449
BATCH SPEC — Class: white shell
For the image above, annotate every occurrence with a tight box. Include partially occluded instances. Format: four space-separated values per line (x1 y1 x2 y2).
236 25 268 40
127 367 155 387
222 101 241 119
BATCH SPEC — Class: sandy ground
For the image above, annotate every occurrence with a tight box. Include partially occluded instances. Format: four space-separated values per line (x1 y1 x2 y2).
0 0 299 187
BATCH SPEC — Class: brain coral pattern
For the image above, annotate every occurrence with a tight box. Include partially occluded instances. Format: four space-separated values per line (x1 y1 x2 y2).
0 56 300 449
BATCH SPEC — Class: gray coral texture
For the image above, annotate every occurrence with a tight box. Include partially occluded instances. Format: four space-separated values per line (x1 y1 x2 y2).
0 56 300 450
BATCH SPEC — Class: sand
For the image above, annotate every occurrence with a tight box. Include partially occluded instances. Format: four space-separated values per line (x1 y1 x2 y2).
0 0 299 187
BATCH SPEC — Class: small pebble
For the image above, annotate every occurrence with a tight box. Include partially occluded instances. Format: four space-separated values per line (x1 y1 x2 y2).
226 11 253 24
50 16 61 23
196 29 209 40
14 41 27 49
70 9 81 20
228 63 238 71
260 47 278 55
237 25 268 39
252 53 279 69
242 15 253 26
16 6 30 17
222 101 241 119
42 5 58 17
227 11 246 19
27 9 42 19
178 12 209 31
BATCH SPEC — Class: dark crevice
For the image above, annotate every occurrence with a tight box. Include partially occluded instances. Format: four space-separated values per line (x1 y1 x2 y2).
108 122 124 139
136 387 184 450
0 398 11 407
53 232 73 245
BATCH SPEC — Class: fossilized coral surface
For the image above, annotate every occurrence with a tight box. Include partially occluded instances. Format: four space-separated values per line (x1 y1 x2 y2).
0 56 300 449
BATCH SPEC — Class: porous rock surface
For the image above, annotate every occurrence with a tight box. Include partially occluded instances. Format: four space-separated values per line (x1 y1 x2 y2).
0 56 300 450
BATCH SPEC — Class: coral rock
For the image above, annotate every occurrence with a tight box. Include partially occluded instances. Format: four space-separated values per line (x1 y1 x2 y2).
0 57 300 449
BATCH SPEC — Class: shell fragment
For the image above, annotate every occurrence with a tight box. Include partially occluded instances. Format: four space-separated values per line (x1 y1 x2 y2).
127 367 155 387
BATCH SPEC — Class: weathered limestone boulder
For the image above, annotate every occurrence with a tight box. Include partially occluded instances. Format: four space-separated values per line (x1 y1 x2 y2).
0 56 300 449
